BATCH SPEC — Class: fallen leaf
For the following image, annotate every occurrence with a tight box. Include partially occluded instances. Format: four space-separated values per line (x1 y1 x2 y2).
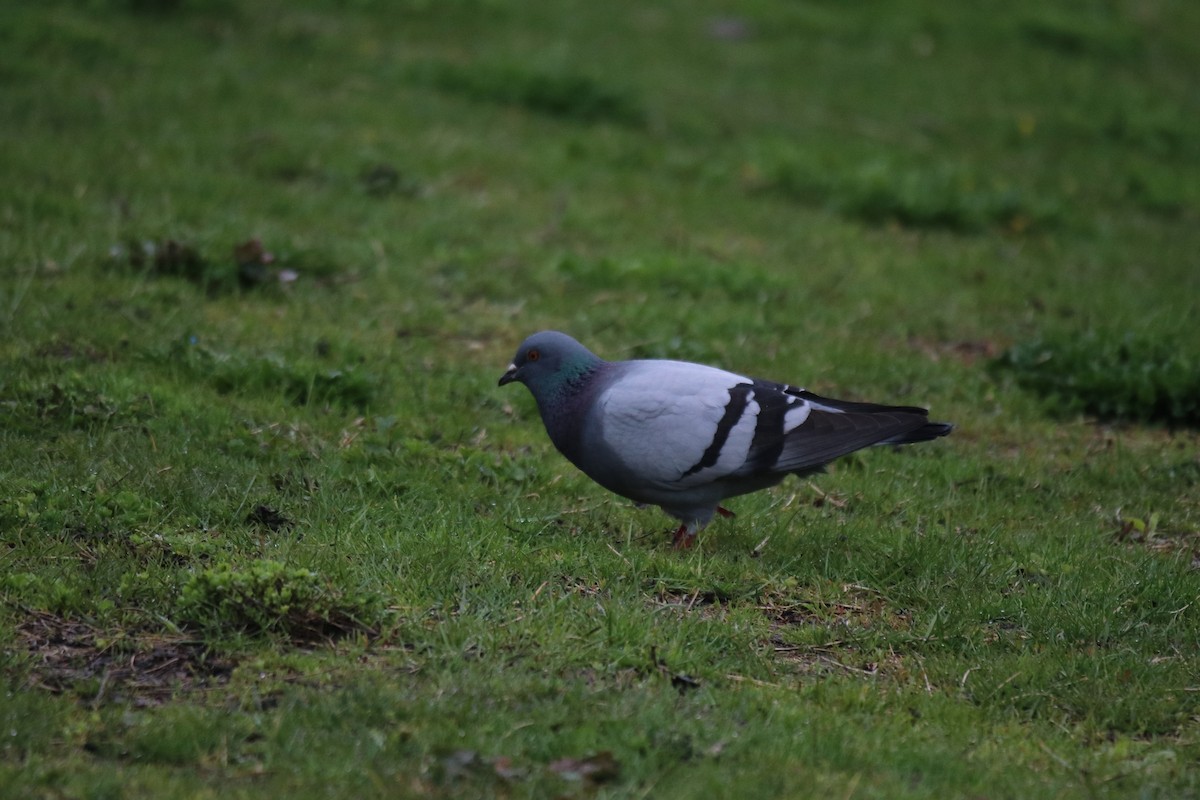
234 238 282 287
440 749 479 780
491 755 526 781
548 751 620 783
233 238 275 267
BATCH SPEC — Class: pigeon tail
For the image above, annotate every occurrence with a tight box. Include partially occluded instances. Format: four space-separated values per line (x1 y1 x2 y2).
880 421 954 445
771 408 935 474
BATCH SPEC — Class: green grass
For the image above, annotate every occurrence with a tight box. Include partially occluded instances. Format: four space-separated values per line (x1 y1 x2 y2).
3 0 1200 797
995 329 1200 426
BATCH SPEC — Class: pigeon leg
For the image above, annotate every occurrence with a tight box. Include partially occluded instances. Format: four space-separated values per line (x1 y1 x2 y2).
716 506 735 518
671 525 695 549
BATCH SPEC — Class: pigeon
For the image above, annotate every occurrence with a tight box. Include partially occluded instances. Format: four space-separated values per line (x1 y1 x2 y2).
499 331 952 548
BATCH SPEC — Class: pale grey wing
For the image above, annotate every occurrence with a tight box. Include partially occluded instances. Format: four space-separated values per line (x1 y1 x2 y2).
594 361 760 489
595 365 949 491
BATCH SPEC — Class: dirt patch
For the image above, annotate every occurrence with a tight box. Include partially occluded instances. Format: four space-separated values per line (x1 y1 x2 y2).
769 639 910 679
759 583 911 631
906 335 1002 366
33 341 109 363
16 611 235 706
648 587 729 620
643 582 918 681
759 584 916 681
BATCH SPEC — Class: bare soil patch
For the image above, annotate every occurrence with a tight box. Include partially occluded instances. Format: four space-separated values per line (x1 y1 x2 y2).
15 611 235 706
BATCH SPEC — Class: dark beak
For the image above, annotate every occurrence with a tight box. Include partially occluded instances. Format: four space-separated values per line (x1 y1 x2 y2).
498 363 518 386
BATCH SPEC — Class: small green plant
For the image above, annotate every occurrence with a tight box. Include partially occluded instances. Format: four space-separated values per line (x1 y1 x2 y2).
411 61 645 126
994 330 1200 426
1019 11 1143 60
762 156 1054 232
166 339 382 410
178 560 382 639
110 237 327 293
0 482 67 531
556 254 789 302
1 378 138 432
1115 510 1161 542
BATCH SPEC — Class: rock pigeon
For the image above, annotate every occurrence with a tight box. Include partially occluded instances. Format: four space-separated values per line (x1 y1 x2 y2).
499 331 952 548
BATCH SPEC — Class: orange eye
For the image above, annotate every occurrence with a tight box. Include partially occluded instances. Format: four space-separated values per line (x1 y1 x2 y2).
527 349 540 362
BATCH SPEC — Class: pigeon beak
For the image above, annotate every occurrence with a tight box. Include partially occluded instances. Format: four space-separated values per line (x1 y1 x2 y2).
498 363 518 386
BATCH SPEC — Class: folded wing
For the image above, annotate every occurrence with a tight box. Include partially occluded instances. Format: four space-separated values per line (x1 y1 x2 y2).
597 366 950 489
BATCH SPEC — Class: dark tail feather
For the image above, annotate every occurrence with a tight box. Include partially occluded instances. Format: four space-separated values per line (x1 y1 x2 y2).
796 390 953 446
795 389 928 416
773 409 936 473
880 421 953 445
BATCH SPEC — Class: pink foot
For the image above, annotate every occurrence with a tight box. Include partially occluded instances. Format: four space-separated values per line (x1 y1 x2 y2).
671 525 694 549
717 506 735 518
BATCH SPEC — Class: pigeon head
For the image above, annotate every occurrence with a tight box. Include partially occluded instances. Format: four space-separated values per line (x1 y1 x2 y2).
498 331 604 402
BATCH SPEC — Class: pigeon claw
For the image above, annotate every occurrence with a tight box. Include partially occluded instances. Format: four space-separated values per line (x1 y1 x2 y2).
716 506 735 518
671 525 695 549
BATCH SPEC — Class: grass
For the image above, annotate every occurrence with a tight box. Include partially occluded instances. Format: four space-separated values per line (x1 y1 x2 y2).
995 329 1200 426
2 0 1199 797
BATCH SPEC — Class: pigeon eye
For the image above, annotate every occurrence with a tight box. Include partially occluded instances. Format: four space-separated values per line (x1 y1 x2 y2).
527 349 540 362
